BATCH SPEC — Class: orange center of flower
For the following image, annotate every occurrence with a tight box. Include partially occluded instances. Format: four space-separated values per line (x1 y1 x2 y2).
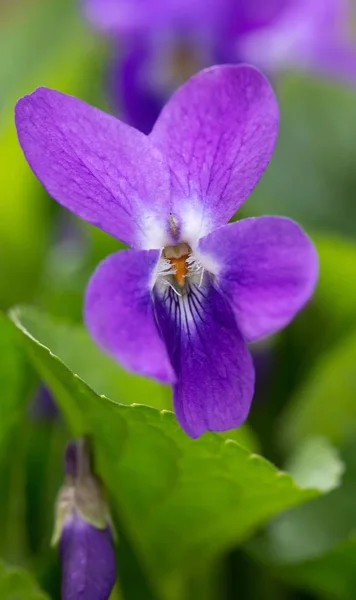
170 255 189 286
163 242 191 288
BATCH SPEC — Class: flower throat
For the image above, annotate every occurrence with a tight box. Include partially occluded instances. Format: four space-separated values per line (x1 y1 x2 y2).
163 243 190 287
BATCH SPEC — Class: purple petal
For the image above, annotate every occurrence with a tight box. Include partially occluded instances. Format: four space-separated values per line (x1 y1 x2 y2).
111 40 163 134
150 65 278 241
15 88 171 249
199 216 318 342
154 278 255 438
83 0 158 33
113 35 217 134
65 441 79 478
237 0 349 72
232 0 289 34
215 0 289 63
114 34 221 134
312 41 356 83
84 249 176 383
84 0 228 34
60 515 116 600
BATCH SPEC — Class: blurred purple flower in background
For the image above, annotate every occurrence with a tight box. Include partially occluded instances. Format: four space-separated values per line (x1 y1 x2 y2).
52 438 116 600
15 65 317 437
84 0 356 132
28 383 59 421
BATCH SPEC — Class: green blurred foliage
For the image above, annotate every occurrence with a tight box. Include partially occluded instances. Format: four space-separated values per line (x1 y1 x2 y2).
2 0 356 599
0 0 108 310
281 329 356 449
0 561 49 600
248 74 356 236
278 538 356 600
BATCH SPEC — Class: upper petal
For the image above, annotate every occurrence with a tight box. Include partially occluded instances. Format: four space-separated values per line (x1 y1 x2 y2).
154 278 255 438
199 216 318 342
150 65 278 241
84 249 176 383
15 87 171 249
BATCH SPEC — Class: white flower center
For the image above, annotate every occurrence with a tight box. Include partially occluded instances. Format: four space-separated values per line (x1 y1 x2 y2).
154 242 205 296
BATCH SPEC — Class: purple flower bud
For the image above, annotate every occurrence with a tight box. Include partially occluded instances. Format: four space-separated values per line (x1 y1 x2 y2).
53 438 116 600
60 515 116 600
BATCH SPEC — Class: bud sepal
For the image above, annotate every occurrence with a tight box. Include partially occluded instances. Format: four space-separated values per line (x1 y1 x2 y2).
53 437 116 600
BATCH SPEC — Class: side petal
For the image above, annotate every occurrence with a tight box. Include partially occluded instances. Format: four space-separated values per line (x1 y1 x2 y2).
199 216 318 342
150 65 278 240
85 249 176 383
154 279 255 438
15 87 171 249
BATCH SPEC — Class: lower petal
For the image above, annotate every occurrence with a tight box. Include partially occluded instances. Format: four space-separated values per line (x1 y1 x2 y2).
153 278 255 438
199 216 318 342
85 249 176 383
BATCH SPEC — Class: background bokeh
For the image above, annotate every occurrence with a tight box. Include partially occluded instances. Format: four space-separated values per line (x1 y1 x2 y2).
1 1 356 599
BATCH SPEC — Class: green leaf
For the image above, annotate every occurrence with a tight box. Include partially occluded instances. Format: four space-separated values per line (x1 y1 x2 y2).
13 307 258 450
10 307 322 596
14 307 170 412
0 561 49 600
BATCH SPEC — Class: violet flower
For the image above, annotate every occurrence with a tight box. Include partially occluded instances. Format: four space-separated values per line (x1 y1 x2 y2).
29 383 59 421
52 438 116 600
15 65 318 438
84 0 356 132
